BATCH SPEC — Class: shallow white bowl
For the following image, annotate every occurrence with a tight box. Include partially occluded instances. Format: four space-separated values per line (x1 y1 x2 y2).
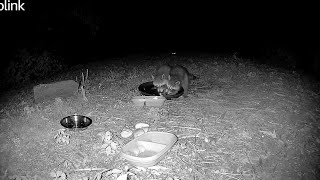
121 131 178 167
131 96 166 107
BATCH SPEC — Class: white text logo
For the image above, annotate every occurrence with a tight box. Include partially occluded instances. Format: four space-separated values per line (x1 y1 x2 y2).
0 0 25 11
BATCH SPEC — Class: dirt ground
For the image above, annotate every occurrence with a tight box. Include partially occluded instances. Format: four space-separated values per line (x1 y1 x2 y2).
0 54 319 180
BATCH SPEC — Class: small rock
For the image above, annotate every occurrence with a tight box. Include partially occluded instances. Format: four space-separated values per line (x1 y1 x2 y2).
133 128 145 138
135 123 149 132
121 129 133 138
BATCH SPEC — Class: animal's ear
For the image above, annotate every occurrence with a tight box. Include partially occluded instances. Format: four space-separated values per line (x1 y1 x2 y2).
151 75 155 80
161 74 165 79
168 75 171 80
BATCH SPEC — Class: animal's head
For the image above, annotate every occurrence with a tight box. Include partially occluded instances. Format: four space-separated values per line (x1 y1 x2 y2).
167 75 181 90
152 74 168 87
152 74 166 80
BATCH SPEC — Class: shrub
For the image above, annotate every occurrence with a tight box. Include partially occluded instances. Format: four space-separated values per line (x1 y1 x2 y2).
259 47 297 70
3 48 66 90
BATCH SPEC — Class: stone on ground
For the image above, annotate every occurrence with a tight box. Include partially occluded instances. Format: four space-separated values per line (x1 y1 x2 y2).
33 80 78 103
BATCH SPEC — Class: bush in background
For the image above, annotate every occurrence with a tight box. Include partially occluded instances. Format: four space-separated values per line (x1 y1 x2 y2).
1 48 66 91
259 47 297 70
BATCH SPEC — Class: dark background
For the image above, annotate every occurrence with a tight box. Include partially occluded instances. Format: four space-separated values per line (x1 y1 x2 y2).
1 1 319 78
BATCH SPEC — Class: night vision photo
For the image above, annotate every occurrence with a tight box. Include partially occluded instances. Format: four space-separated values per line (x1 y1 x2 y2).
0 2 319 180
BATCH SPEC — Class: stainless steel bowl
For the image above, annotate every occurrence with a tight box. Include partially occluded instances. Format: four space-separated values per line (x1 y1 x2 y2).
60 115 92 131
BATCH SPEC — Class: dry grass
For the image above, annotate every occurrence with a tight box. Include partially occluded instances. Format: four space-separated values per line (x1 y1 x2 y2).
0 54 319 180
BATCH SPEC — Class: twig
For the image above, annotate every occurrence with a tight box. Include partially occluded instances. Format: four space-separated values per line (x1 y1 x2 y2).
81 71 88 101
216 111 227 121
178 133 202 139
178 135 202 139
73 168 107 172
274 92 286 97
170 126 201 131
86 69 89 82
199 161 216 164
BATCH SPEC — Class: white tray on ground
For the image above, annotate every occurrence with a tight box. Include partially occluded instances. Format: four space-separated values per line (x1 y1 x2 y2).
120 131 178 167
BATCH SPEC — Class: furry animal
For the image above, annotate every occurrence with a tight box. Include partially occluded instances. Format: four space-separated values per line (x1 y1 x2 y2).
167 65 196 97
152 65 172 87
157 84 179 96
156 85 167 95
164 87 179 96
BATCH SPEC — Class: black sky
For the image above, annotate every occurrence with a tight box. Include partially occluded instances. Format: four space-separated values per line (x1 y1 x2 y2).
1 1 319 67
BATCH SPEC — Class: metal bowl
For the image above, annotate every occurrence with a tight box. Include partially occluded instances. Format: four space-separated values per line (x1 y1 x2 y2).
60 115 92 131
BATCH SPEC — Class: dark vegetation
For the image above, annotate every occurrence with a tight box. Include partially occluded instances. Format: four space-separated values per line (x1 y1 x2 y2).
1 2 319 94
1 46 319 94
